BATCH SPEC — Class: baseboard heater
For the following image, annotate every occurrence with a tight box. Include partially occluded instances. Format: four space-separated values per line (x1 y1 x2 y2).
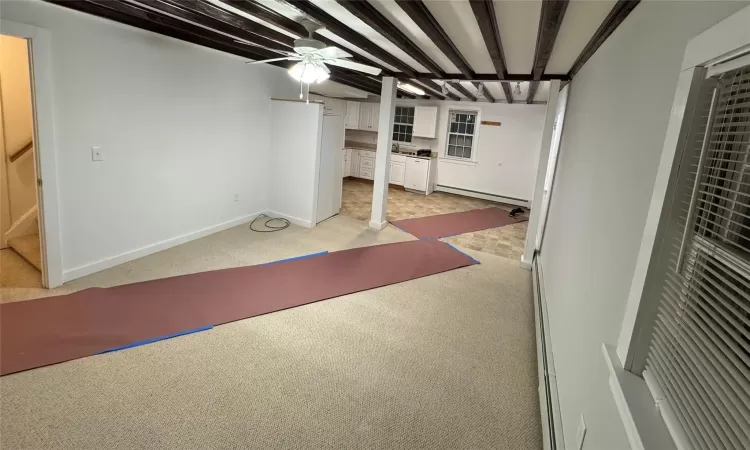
435 185 529 208
532 255 565 450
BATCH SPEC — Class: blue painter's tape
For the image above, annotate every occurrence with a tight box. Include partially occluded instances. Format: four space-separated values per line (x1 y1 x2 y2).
441 242 481 265
260 251 328 266
98 325 214 354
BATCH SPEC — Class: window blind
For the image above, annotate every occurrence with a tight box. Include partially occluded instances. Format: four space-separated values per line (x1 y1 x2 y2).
646 64 750 449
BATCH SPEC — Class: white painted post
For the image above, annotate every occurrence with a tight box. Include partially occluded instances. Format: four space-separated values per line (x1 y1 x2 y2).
521 80 561 270
369 77 397 230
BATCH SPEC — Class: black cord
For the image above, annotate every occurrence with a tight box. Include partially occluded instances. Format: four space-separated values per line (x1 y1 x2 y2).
249 214 290 232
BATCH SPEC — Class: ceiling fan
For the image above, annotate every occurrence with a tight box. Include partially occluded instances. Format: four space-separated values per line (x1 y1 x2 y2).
238 19 381 98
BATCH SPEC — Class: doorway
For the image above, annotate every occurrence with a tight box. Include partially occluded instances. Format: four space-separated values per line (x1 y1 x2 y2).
1 34 43 292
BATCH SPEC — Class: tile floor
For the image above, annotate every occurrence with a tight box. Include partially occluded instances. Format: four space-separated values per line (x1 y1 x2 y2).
340 178 528 260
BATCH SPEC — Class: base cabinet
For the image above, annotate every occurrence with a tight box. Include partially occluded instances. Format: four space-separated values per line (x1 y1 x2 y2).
390 162 405 185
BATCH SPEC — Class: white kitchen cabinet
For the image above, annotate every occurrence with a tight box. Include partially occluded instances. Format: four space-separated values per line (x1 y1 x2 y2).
342 149 351 177
358 103 380 131
359 155 375 180
412 106 438 138
404 156 435 194
349 149 360 178
390 161 405 185
345 101 360 129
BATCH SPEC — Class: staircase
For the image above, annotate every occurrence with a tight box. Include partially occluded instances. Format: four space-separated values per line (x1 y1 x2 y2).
8 233 41 271
4 206 41 272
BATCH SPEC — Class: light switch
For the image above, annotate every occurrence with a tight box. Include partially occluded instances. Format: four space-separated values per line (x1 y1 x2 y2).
91 146 103 161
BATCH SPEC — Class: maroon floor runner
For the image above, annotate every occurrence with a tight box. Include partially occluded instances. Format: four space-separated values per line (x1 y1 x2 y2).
391 207 528 239
0 239 476 376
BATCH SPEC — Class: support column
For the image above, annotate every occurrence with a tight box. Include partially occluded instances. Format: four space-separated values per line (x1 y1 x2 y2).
369 77 397 230
521 80 561 270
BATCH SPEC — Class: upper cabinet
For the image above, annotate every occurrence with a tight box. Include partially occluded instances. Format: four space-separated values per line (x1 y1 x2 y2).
345 101 360 129
412 106 439 138
357 102 380 132
309 94 346 116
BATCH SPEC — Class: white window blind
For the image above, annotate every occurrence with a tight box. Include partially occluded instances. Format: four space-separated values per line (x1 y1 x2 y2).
646 64 750 449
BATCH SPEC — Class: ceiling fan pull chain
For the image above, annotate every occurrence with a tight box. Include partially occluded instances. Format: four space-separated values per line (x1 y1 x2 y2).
299 79 304 99
306 83 310 104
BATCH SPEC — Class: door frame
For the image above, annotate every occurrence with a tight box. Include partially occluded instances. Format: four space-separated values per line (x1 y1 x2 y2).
2 20 63 288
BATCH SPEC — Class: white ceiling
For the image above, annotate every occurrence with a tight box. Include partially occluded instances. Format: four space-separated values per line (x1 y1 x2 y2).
311 79 370 99
494 0 542 74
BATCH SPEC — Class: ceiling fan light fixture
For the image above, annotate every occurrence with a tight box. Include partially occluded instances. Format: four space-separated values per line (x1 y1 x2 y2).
289 61 329 84
398 82 425 96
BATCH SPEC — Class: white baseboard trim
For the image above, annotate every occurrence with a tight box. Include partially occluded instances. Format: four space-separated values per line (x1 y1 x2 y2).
266 211 313 228
435 185 530 208
520 256 532 271
62 212 262 282
369 219 388 230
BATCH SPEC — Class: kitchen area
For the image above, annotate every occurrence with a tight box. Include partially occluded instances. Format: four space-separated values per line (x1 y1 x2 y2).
309 93 440 223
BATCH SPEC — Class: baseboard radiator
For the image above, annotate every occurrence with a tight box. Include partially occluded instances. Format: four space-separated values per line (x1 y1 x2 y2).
532 255 565 450
434 185 529 208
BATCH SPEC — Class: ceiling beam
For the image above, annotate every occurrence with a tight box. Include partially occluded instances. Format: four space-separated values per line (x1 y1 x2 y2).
468 0 513 103
473 82 495 103
447 82 476 102
527 81 539 104
402 80 446 100
275 0 419 78
390 73 568 82
568 0 640 79
336 0 444 77
418 80 460 101
135 0 293 53
532 0 569 80
395 0 474 79
46 0 380 96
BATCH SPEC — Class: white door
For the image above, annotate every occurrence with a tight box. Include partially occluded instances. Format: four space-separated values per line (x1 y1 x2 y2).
317 115 345 223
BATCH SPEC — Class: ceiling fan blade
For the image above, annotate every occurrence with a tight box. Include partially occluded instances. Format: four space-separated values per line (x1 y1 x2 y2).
246 57 299 64
317 46 352 59
324 58 382 76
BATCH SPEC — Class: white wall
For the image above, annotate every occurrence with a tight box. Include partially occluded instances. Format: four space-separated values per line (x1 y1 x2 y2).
268 100 323 227
538 1 750 449
0 0 299 279
0 34 37 224
346 100 546 202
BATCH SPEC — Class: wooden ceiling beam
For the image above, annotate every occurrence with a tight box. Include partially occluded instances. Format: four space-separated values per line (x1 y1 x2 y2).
527 81 540 104
447 82 476 102
390 73 569 82
418 80 460 101
45 0 380 96
568 0 640 79
472 82 496 103
395 0 474 79
275 0 419 78
336 0 444 77
468 0 514 103
135 0 293 53
532 0 569 80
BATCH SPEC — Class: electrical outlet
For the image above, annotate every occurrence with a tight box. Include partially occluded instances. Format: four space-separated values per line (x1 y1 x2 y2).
233 193 239 202
497 161 503 167
91 146 103 161
576 415 587 450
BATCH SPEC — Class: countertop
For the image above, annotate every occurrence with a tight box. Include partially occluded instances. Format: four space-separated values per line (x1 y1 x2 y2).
344 143 436 160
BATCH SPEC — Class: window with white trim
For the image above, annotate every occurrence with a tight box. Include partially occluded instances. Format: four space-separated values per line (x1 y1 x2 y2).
642 63 750 449
446 111 477 160
392 106 414 143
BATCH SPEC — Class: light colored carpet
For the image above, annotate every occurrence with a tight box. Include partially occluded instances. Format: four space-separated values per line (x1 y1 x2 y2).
0 215 541 449
7 232 42 271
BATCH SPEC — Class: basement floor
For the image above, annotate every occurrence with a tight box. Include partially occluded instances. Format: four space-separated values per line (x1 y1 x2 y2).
0 215 541 449
341 178 528 260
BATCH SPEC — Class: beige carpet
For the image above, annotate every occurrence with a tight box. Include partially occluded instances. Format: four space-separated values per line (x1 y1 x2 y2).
0 216 541 449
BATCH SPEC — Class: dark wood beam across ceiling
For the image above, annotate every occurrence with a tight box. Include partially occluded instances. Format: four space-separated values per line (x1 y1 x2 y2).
276 0 419 78
335 0 444 77
46 0 381 96
395 0 474 79
528 0 568 103
391 73 569 82
447 82 476 102
473 82 496 103
418 80 460 101
568 0 640 79
468 0 514 103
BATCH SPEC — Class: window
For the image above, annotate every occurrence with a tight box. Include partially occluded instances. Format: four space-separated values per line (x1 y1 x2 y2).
446 111 477 159
643 64 750 449
392 106 414 143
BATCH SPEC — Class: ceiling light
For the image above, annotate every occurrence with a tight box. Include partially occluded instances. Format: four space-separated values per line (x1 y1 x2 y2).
476 83 484 98
397 82 426 96
441 82 448 95
289 60 329 84
513 82 522 97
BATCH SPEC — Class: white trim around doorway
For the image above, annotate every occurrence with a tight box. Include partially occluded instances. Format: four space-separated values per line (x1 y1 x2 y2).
2 20 63 288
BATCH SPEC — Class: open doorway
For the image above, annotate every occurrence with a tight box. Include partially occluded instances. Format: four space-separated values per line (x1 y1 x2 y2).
1 34 43 292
